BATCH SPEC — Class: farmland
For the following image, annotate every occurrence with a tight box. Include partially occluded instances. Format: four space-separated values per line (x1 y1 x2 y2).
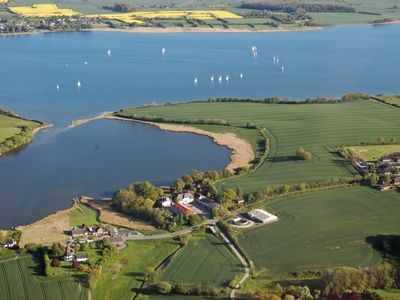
118 98 400 192
237 187 400 275
0 254 88 300
9 4 79 17
93 239 180 300
347 144 400 161
159 233 243 286
374 95 400 107
0 110 43 144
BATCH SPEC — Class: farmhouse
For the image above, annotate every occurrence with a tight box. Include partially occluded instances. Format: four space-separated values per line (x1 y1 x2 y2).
176 192 194 205
74 252 89 262
378 183 392 191
4 239 16 248
195 196 220 212
156 196 173 208
170 203 194 215
71 228 87 238
106 236 126 248
89 226 105 236
247 209 278 224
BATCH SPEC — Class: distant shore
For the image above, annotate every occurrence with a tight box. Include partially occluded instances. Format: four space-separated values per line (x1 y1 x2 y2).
88 24 322 34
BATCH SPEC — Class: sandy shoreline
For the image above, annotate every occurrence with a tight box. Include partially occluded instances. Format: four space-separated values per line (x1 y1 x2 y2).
88 25 322 34
106 115 255 171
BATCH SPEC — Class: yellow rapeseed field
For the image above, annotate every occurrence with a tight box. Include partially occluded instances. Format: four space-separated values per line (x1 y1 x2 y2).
87 10 242 25
9 4 80 17
0 0 9 4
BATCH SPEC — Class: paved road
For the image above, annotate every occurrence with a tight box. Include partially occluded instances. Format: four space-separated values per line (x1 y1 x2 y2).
212 225 250 300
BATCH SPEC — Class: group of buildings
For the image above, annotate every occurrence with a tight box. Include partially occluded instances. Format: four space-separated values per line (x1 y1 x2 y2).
156 192 223 216
376 153 400 191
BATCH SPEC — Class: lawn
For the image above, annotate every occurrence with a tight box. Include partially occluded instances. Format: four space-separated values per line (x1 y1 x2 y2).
159 233 243 287
374 95 400 106
0 112 43 143
237 186 400 275
69 203 99 227
118 99 400 192
348 144 400 161
93 239 180 300
0 254 88 300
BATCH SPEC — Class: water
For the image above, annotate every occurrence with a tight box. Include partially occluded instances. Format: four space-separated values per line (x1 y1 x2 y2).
0 24 399 227
0 24 399 126
0 120 230 228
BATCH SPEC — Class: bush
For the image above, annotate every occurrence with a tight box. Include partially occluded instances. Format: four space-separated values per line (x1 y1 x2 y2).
50 258 60 267
296 147 312 160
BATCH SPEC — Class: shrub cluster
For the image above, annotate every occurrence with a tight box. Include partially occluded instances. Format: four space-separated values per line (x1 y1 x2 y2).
0 126 33 155
147 281 223 297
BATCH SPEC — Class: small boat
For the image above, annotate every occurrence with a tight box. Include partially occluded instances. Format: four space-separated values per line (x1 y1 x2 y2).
77 81 81 88
225 75 229 81
240 73 243 79
107 49 111 56
161 48 166 55
56 84 60 90
276 58 279 63
273 57 276 62
211 76 214 82
281 66 284 72
218 75 222 82
194 77 198 84
84 61 88 65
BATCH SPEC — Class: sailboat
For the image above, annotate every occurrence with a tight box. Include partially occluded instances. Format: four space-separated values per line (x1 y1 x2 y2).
194 78 198 84
218 75 222 83
161 48 166 55
84 61 88 65
225 75 229 81
276 58 279 63
107 49 111 56
240 73 243 79
281 66 285 72
211 76 214 82
77 81 81 88
56 84 60 90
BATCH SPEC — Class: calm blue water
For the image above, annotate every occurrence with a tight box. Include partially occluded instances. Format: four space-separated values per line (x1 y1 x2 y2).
0 24 399 228
0 120 230 227
0 24 399 127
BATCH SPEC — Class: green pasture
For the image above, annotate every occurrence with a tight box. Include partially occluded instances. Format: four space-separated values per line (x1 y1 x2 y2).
159 233 242 287
237 187 400 275
0 254 88 300
69 203 99 227
93 239 180 300
0 113 42 143
119 99 400 192
374 95 400 106
348 144 400 161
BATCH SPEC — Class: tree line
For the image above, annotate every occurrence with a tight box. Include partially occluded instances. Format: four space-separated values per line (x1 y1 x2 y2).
240 1 355 13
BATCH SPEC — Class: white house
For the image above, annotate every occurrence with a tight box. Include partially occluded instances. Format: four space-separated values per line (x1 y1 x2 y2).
74 253 89 262
156 197 173 208
176 192 194 205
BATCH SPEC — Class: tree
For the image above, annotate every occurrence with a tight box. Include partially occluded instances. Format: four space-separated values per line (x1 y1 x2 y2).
144 266 156 282
154 281 172 294
377 136 385 144
369 176 378 187
342 292 362 300
179 235 190 246
220 188 237 203
327 288 341 300
175 178 185 193
72 261 81 270
296 147 312 160
50 258 60 267
390 137 397 144
51 242 65 257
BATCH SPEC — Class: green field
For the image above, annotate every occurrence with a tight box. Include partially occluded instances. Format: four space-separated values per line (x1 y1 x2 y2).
348 144 400 161
374 95 400 106
237 187 400 275
93 239 180 300
119 99 400 192
0 255 88 300
69 203 99 227
159 233 243 287
0 112 43 143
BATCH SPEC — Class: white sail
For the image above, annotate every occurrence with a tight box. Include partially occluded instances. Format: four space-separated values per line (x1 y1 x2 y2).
281 66 284 72
161 48 166 55
107 49 111 56
211 76 214 82
218 75 222 82
240 73 243 79
194 77 198 84
225 75 229 81
77 81 81 87
84 61 88 65
56 84 60 90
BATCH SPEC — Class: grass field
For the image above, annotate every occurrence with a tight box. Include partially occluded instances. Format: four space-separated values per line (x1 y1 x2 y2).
0 112 43 144
374 95 400 106
119 99 400 192
159 233 242 287
69 203 99 227
237 187 400 275
348 144 400 161
0 254 88 300
93 239 180 300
